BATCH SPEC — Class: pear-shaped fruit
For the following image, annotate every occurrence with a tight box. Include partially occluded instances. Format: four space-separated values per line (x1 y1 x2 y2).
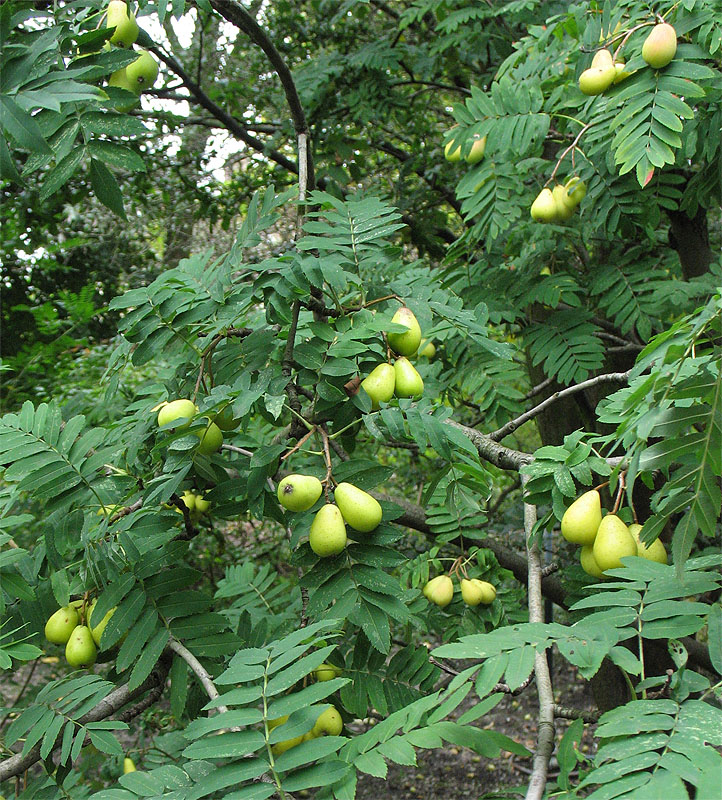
444 139 462 162
563 177 586 207
214 406 240 431
561 490 602 545
591 48 614 68
334 482 382 532
277 474 323 512
65 625 97 668
314 662 342 681
312 706 343 736
45 606 79 645
460 579 484 606
107 68 141 111
123 757 137 774
530 188 558 222
88 600 116 648
474 579 496 605
578 64 616 95
418 339 436 359
158 399 197 429
126 50 158 89
466 135 487 164
180 490 196 511
271 734 305 755
387 307 422 357
194 494 210 513
552 185 575 221
580 545 605 578
393 357 424 398
613 61 632 83
424 575 454 607
361 363 395 409
629 523 668 564
106 0 139 47
593 515 637 571
642 23 677 69
309 504 347 557
196 421 223 455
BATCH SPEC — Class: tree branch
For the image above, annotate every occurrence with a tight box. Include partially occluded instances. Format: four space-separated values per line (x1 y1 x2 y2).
169 638 227 714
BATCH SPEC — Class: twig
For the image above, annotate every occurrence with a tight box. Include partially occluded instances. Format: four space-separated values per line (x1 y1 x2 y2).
169 638 227 714
523 476 556 800
280 428 317 462
489 371 632 441
553 705 600 723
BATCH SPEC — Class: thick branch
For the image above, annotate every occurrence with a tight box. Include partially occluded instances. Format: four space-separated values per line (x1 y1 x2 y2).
445 419 534 470
0 659 169 783
169 638 228 714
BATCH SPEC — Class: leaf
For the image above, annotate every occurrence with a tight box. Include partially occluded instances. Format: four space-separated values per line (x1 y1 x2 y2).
39 146 85 203
0 95 51 153
89 157 126 218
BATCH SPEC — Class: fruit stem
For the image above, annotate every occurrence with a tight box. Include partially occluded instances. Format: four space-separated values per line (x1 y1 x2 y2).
280 427 317 462
319 426 336 499
592 480 609 493
611 21 655 62
611 471 626 515
547 123 592 185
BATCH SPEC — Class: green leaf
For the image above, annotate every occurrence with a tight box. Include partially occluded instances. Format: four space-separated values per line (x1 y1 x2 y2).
0 95 51 153
89 157 126 218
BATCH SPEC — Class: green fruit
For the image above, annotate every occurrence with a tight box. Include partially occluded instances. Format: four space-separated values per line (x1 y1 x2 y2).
613 61 632 83
629 523 668 564
180 490 196 511
424 575 454 608
157 399 197 429
466 135 487 164
475 579 496 605
580 545 605 578
65 625 97 668
268 715 289 731
107 68 140 111
578 64 616 95
126 50 158 89
444 139 462 162
334 482 382 532
194 494 210 513
561 490 602 545
393 357 424 398
530 188 558 222
277 474 323 512
591 48 613 68
309 504 347 557
214 406 240 431
460 579 483 606
387 307 422 357
418 339 436 359
88 600 116 648
312 706 343 736
593 515 637 571
271 734 304 755
196 421 223 455
552 185 574 221
44 606 79 645
642 23 677 69
106 0 139 48
123 757 137 773
361 363 395 409
563 177 586 207
314 662 342 681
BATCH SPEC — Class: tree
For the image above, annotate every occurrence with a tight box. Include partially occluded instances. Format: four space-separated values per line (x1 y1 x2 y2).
1 0 720 798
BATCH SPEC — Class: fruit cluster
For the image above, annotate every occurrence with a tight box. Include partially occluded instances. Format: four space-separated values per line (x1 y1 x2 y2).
278 476 382 557
423 574 496 608
560 489 667 578
270 705 343 755
44 599 115 668
103 1 160 110
444 129 487 165
156 398 226 456
360 306 426 407
530 177 586 224
177 490 211 518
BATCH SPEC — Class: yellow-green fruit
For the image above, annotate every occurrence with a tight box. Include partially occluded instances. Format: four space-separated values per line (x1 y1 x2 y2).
418 339 436 359
552 185 575 221
425 575 454 608
460 579 484 606
613 62 632 83
578 64 616 95
313 706 343 736
88 600 116 648
314 662 341 681
591 48 614 68
530 188 558 222
268 715 289 731
593 515 637 571
302 731 317 741
563 177 587 207
106 0 139 47
271 735 304 755
96 504 121 517
309 504 347 557
466 135 487 164
444 139 462 162
334 482 382 532
629 523 668 564
393 357 424 399
277 474 323 512
108 68 140 111
196 421 223 455
157 399 197 429
561 490 602 545
580 545 605 578
44 606 79 645
65 625 97 668
642 23 677 69
194 494 210 513
387 307 422 357
214 406 240 431
361 363 395 409
474 579 496 605
126 50 158 89
123 757 136 774
180 490 196 511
